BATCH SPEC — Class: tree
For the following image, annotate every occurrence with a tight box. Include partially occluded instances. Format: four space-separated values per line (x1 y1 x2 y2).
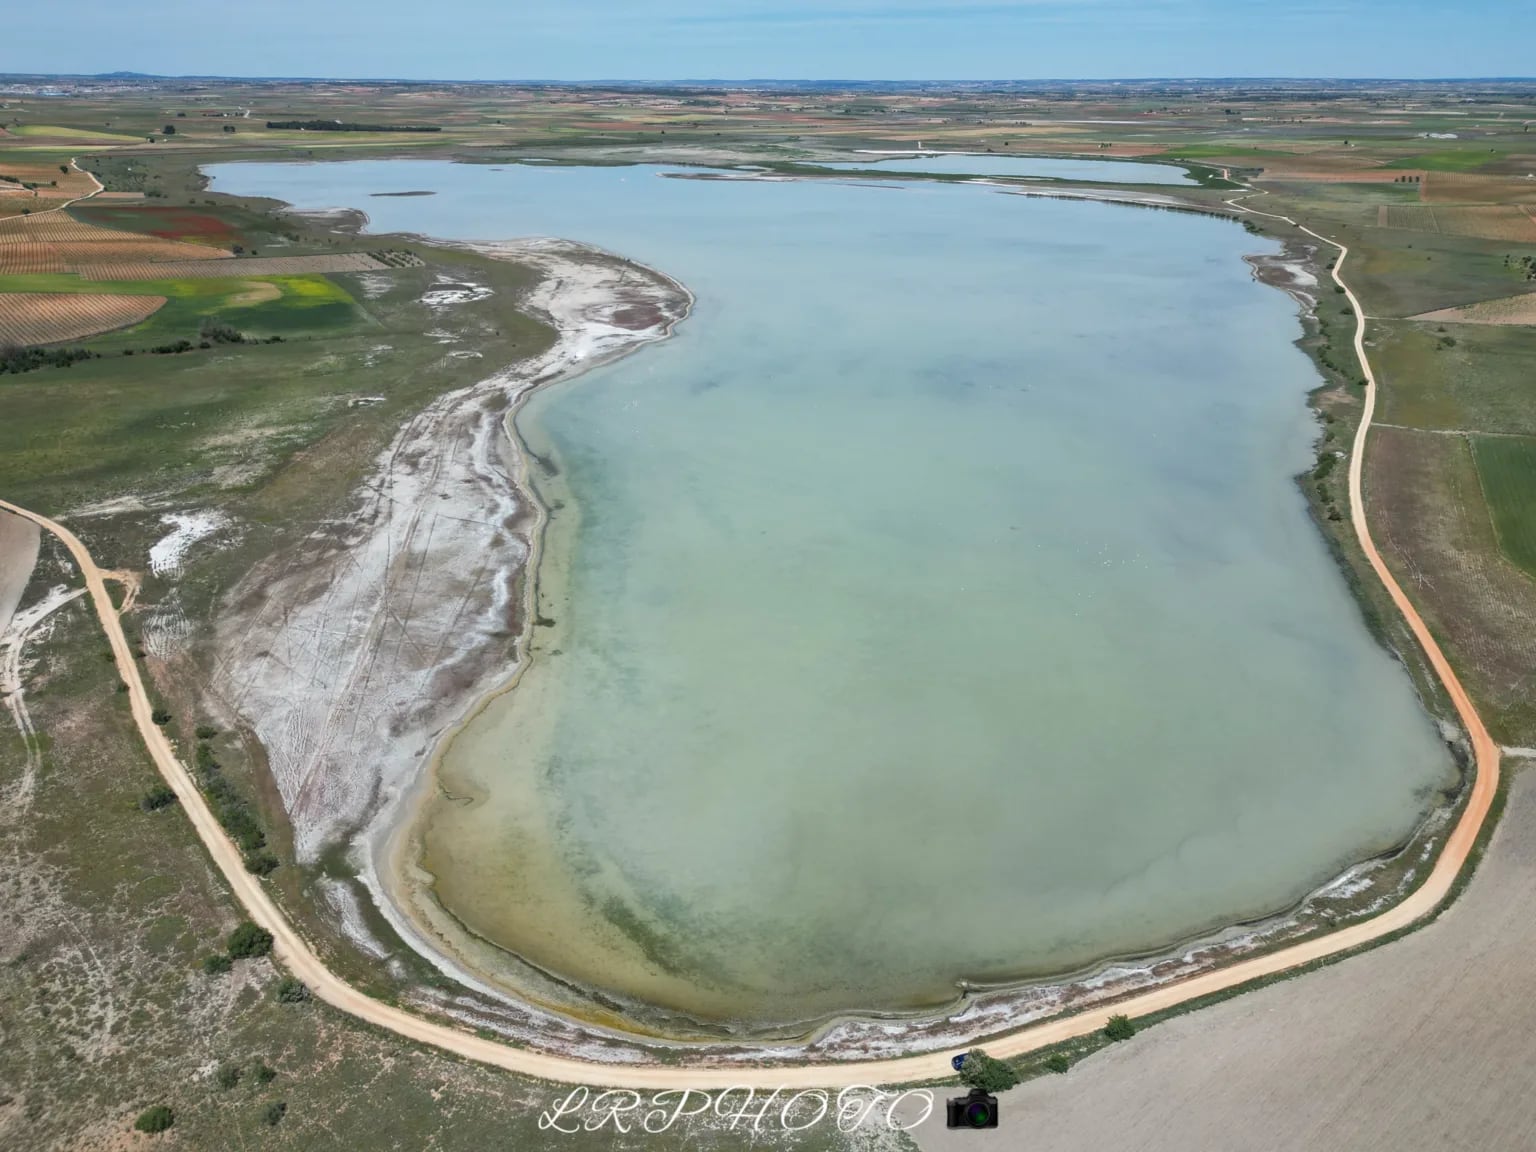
134 1105 175 1133
151 708 172 725
226 921 273 959
262 1101 287 1127
162 124 176 135
1104 1014 1135 1042
958 1048 1019 1093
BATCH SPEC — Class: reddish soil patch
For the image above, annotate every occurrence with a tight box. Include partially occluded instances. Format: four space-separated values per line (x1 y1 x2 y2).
72 204 237 244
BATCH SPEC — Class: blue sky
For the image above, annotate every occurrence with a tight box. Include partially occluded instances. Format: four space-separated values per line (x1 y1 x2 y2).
3 0 1531 80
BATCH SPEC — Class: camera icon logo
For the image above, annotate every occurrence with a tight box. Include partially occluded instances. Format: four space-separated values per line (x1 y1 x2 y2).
946 1087 1000 1129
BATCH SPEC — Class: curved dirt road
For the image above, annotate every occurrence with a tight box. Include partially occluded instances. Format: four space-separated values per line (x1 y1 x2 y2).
0 202 1501 1088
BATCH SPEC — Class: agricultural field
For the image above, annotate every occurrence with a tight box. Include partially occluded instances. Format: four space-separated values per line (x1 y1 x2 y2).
78 252 389 280
0 290 165 345
1378 203 1536 242
0 208 233 277
1416 290 1536 325
1472 436 1536 580
71 203 240 244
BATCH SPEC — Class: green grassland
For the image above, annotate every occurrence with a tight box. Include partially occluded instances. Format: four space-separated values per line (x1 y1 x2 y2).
1373 321 1536 435
1472 435 1536 579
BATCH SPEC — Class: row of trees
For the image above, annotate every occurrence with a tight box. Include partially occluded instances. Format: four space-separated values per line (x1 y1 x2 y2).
265 119 440 132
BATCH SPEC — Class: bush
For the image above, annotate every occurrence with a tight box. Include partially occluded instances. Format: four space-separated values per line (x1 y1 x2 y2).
1104 1014 1135 1042
199 319 246 345
195 724 219 740
1045 1053 1071 1074
226 922 273 959
134 1105 175 1133
275 976 310 1003
262 1101 287 1127
244 851 280 876
215 1063 241 1089
140 783 178 811
202 953 233 975
150 708 172 726
958 1048 1019 1093
253 1061 276 1086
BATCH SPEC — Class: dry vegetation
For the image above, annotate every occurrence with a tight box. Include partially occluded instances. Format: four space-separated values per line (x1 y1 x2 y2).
1379 203 1536 242
1423 171 1536 205
0 161 97 220
0 291 166 345
1415 290 1536 325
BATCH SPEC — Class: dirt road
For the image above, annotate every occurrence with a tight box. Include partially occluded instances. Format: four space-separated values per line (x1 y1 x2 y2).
0 509 40 637
0 204 1501 1088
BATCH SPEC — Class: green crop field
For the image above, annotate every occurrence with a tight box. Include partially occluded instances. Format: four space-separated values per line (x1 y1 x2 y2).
1472 435 1536 579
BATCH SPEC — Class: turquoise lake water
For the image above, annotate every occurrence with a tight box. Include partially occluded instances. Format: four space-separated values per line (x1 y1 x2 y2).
817 153 1200 182
210 160 1454 1032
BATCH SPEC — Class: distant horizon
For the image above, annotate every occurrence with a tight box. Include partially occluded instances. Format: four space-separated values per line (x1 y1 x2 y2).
5 0 1532 85
4 71 1536 87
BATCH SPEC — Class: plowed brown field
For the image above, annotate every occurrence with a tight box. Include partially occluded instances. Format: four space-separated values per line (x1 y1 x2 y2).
1423 171 1536 205
1414 290 1536 325
0 291 165 345
0 209 232 275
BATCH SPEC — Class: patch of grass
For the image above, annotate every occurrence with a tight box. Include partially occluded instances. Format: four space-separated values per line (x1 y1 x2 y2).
1373 320 1536 436
1471 435 1536 579
1385 149 1509 172
13 124 144 142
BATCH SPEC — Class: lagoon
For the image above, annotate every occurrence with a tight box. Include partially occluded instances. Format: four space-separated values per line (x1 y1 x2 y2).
818 153 1200 182
209 159 1453 1034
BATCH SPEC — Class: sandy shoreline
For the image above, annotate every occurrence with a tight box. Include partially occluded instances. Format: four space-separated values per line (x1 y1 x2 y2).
207 172 1468 1063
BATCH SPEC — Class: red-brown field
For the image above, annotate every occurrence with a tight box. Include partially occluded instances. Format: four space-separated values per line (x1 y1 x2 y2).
0 209 233 275
71 204 237 244
0 291 165 345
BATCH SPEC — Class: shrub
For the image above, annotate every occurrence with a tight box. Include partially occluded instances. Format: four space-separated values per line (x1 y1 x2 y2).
215 1063 241 1089
194 724 219 740
253 1061 276 1086
202 953 233 975
140 783 178 812
134 1105 175 1133
244 851 279 876
1045 1053 1071 1074
226 922 273 959
958 1048 1019 1093
150 708 172 726
1104 1014 1135 1042
275 976 310 1003
199 319 246 345
262 1101 287 1127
